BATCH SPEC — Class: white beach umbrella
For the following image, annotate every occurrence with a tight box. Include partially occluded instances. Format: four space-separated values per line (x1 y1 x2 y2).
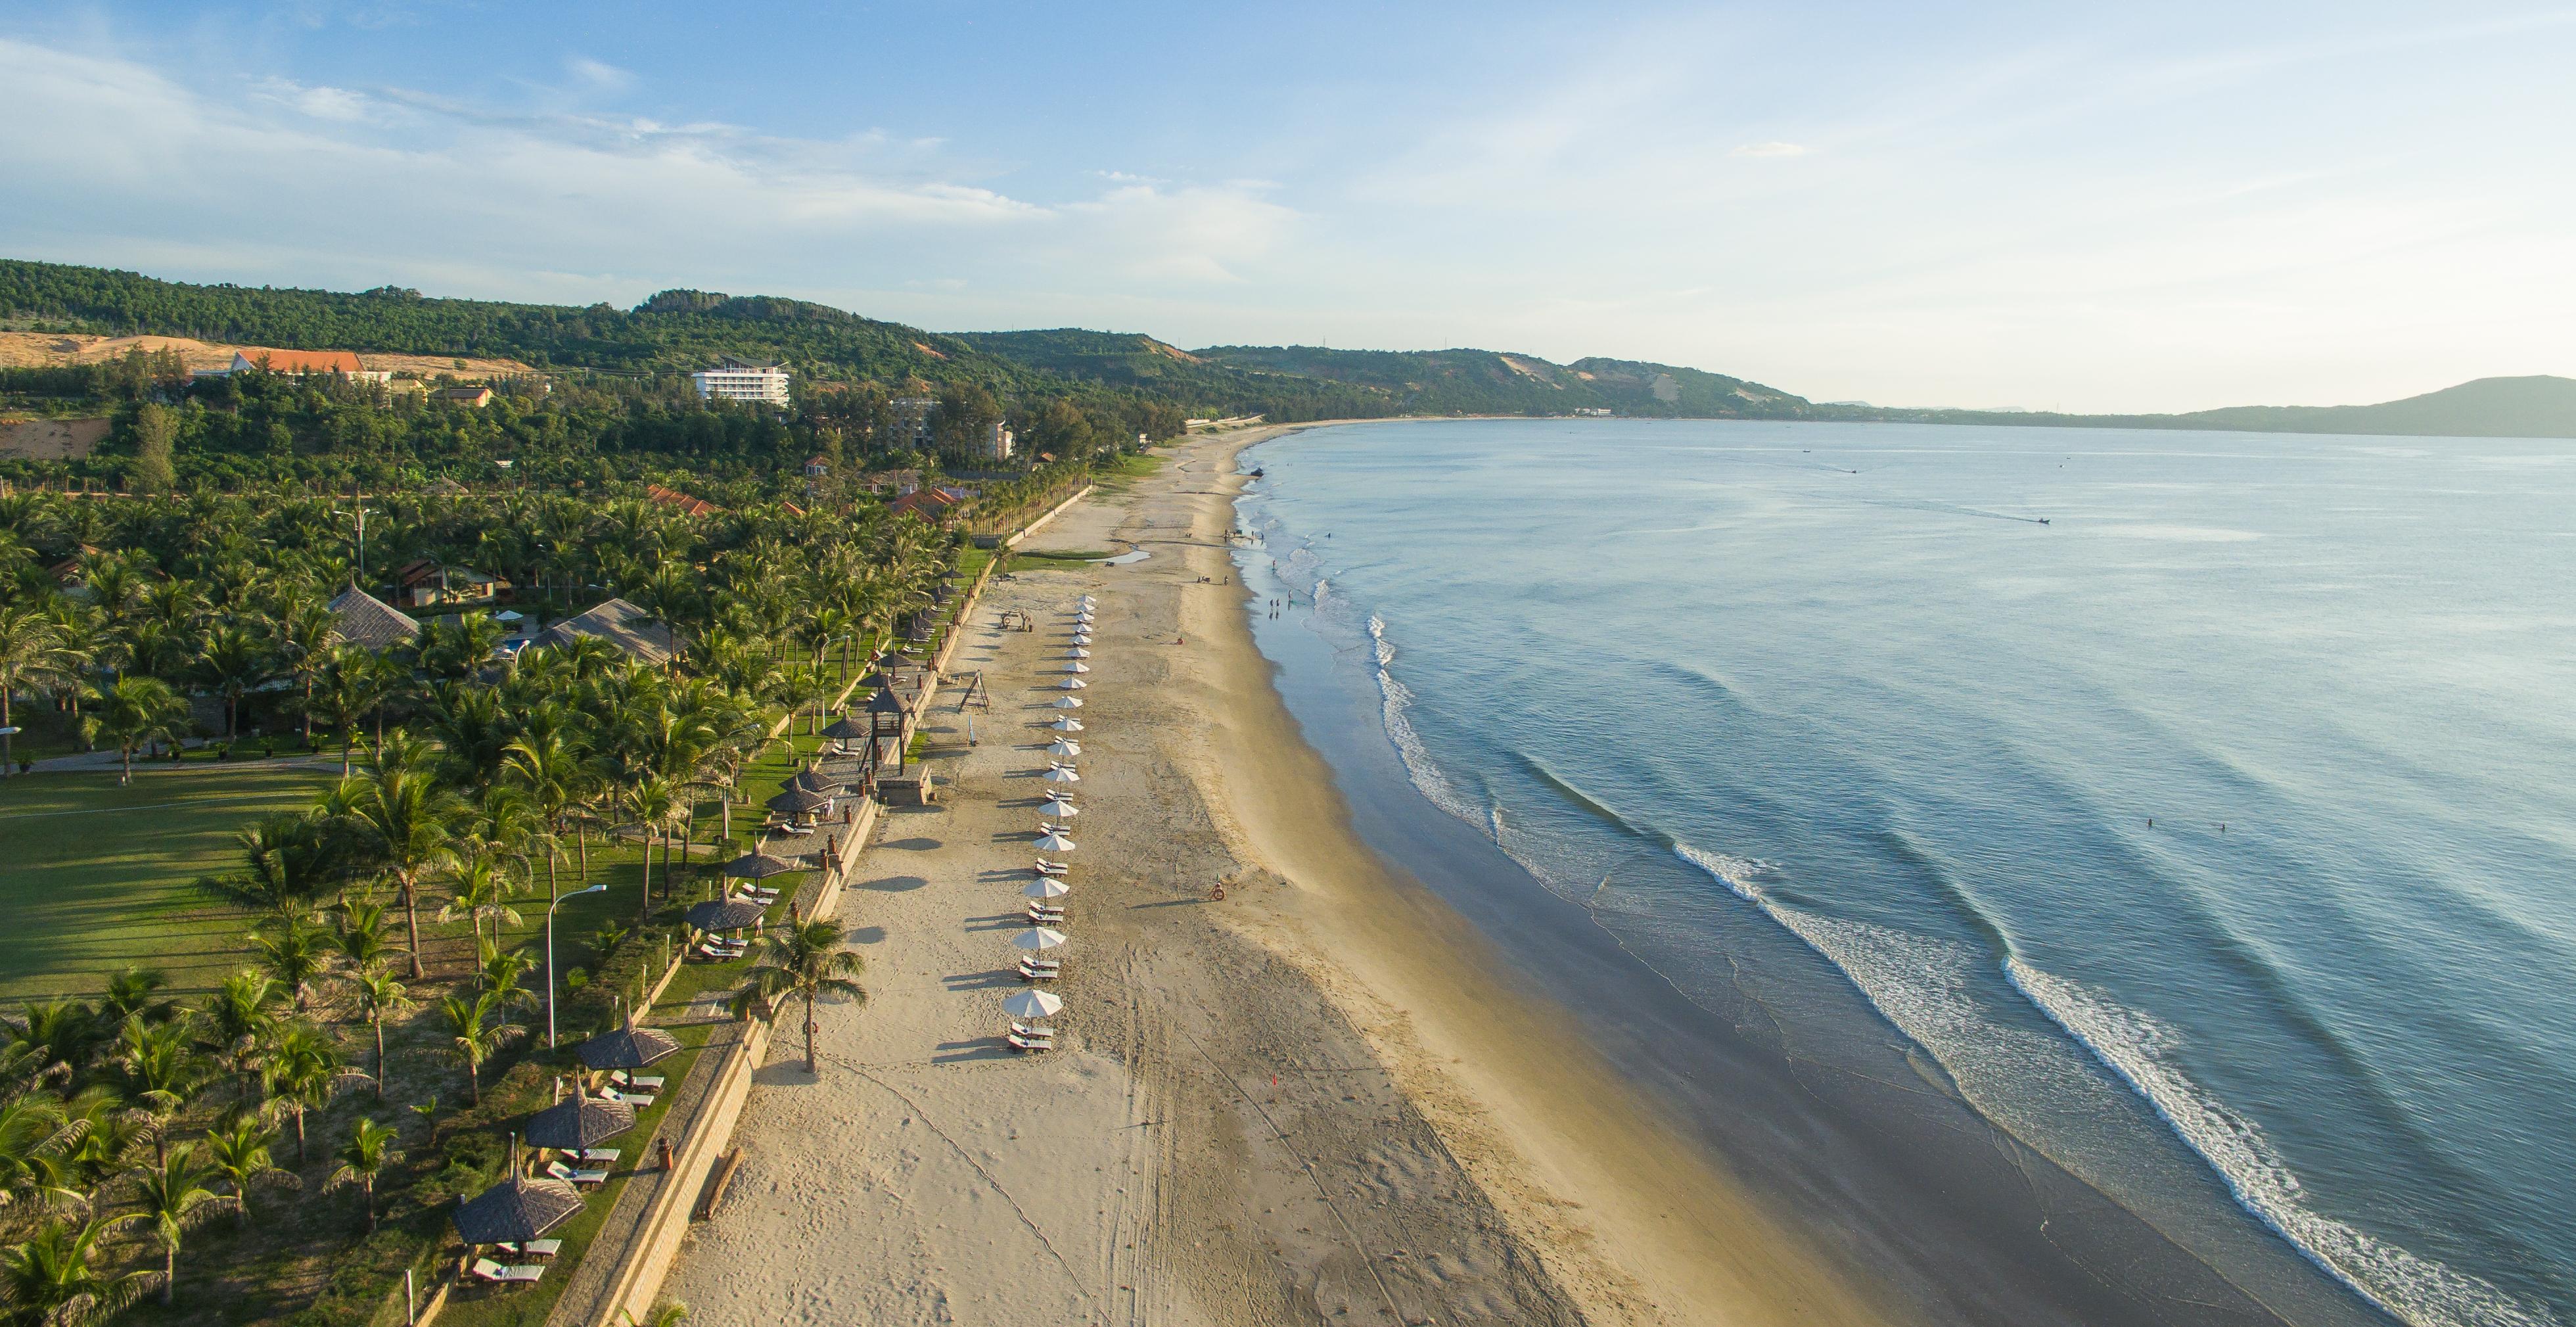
1003 989 1063 1019
1065 647 1091 659
1071 633 1092 645
1041 766 1080 784
1075 612 1095 624
1038 795 1080 819
1047 716 1084 732
1036 828 1077 851
1024 877 1071 900
1078 595 1097 605
1059 661 1091 674
1049 695 1084 710
1046 737 1082 757
1012 927 1067 953
1060 677 1088 691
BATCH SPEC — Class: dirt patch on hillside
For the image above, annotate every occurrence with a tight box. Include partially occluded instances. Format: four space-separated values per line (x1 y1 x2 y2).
0 416 112 459
0 333 532 380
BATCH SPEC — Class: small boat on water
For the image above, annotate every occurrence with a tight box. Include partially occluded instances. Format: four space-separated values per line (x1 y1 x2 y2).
2038 518 2052 526
1249 467 1266 478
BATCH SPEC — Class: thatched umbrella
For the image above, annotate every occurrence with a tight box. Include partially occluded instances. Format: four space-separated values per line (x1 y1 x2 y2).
687 897 770 933
453 1172 582 1246
524 1092 635 1152
819 714 870 741
723 851 803 881
578 1020 681 1071
767 785 834 817
787 766 842 795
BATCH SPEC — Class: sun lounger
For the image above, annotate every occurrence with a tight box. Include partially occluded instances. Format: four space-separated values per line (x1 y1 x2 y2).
1026 905 1066 923
544 1160 609 1186
1010 1021 1056 1041
576 1148 621 1165
471 1258 546 1286
598 1086 655 1109
1016 960 1060 983
1007 1032 1051 1052
609 1071 664 1092
1033 860 1069 876
497 1239 563 1259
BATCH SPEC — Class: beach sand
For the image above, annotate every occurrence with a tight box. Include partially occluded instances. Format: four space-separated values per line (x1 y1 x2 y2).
660 429 1888 1325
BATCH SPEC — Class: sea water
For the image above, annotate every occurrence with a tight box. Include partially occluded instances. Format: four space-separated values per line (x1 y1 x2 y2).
1232 419 2576 1327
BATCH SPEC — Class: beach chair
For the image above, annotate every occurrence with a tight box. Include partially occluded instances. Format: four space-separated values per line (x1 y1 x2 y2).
1011 1021 1056 1042
1016 959 1060 983
599 1086 656 1109
1007 1031 1051 1052
497 1239 563 1259
544 1160 609 1187
1026 906 1067 925
470 1258 545 1286
575 1148 622 1166
609 1070 665 1092
1033 859 1069 877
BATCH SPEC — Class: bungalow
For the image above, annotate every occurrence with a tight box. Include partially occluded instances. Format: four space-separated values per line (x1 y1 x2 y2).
888 488 961 524
326 586 422 651
392 559 511 608
535 597 676 666
226 349 392 384
643 484 719 519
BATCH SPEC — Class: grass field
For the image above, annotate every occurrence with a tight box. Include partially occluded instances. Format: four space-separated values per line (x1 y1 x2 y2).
0 762 340 1002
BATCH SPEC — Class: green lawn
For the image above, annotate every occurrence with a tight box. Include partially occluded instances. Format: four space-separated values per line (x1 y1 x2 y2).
0 763 339 1002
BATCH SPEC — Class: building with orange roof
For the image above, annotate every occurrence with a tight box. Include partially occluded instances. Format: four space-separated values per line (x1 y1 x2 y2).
227 348 390 384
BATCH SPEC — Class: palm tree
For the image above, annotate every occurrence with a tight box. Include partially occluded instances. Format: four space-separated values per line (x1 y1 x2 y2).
0 1217 149 1326
195 970 279 1108
192 622 269 739
4 1000 101 1088
109 1018 207 1167
310 646 377 775
439 852 522 958
202 1120 295 1231
78 675 188 784
331 897 403 973
0 605 76 776
502 712 592 893
432 992 525 1109
729 919 866 1074
200 811 343 921
0 1097 83 1209
327 1117 399 1231
623 774 681 919
97 967 177 1027
124 1144 234 1307
338 757 467 979
258 1024 350 1164
272 597 337 744
248 915 332 1011
343 969 411 1102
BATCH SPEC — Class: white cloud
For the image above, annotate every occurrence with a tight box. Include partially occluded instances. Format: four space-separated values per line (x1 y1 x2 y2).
1730 141 1809 158
0 36 1287 308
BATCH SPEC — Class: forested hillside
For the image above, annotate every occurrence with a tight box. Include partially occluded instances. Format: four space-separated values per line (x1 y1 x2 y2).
1191 344 1817 419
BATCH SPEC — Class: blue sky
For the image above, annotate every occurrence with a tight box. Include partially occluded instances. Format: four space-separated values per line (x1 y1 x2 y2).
3 1 2571 411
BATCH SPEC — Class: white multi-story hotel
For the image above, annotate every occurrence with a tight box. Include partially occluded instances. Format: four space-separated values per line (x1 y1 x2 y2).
690 356 792 406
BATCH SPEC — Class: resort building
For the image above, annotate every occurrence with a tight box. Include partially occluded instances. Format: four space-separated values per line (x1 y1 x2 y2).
644 484 720 518
887 396 938 449
432 385 495 407
226 349 392 384
390 559 510 609
975 421 1015 461
325 586 422 650
690 356 792 406
536 597 678 666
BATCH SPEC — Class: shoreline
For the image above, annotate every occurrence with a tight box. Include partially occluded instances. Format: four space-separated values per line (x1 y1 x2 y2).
1156 425 1893 1322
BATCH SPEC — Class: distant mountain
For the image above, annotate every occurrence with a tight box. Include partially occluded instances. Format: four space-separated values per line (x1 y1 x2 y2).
1188 344 1816 419
5 258 2563 438
1833 376 2576 440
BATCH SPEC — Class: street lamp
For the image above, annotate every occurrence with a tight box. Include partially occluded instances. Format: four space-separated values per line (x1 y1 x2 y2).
331 501 378 586
547 883 610 1048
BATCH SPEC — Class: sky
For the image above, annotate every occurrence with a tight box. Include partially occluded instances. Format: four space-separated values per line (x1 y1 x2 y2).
1 1 2571 413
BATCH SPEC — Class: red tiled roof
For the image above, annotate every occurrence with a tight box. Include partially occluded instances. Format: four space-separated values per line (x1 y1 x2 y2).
237 348 365 374
644 484 719 518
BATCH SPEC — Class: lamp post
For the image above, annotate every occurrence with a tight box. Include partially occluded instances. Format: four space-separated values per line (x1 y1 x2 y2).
547 883 609 1048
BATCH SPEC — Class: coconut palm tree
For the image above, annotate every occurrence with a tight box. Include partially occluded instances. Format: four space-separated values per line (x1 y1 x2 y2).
331 897 403 974
337 756 467 979
202 1120 295 1231
109 1019 207 1167
272 595 337 744
97 967 177 1028
327 1117 399 1231
257 1024 351 1165
432 992 525 1109
0 605 76 776
124 1144 233 1307
78 675 188 784
0 1097 83 1209
439 852 522 958
729 919 866 1075
3 1000 101 1089
248 915 333 1011
0 1216 149 1326
195 970 280 1109
343 969 411 1102
196 812 342 921
192 622 270 739
622 774 681 919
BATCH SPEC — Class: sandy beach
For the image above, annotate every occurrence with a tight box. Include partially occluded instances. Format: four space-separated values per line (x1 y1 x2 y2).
660 429 1888 1325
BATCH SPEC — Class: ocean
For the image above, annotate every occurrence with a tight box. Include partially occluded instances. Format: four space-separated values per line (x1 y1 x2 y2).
1229 419 2576 1327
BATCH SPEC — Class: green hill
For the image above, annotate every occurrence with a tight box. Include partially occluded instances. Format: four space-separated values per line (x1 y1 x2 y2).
1189 344 1815 419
